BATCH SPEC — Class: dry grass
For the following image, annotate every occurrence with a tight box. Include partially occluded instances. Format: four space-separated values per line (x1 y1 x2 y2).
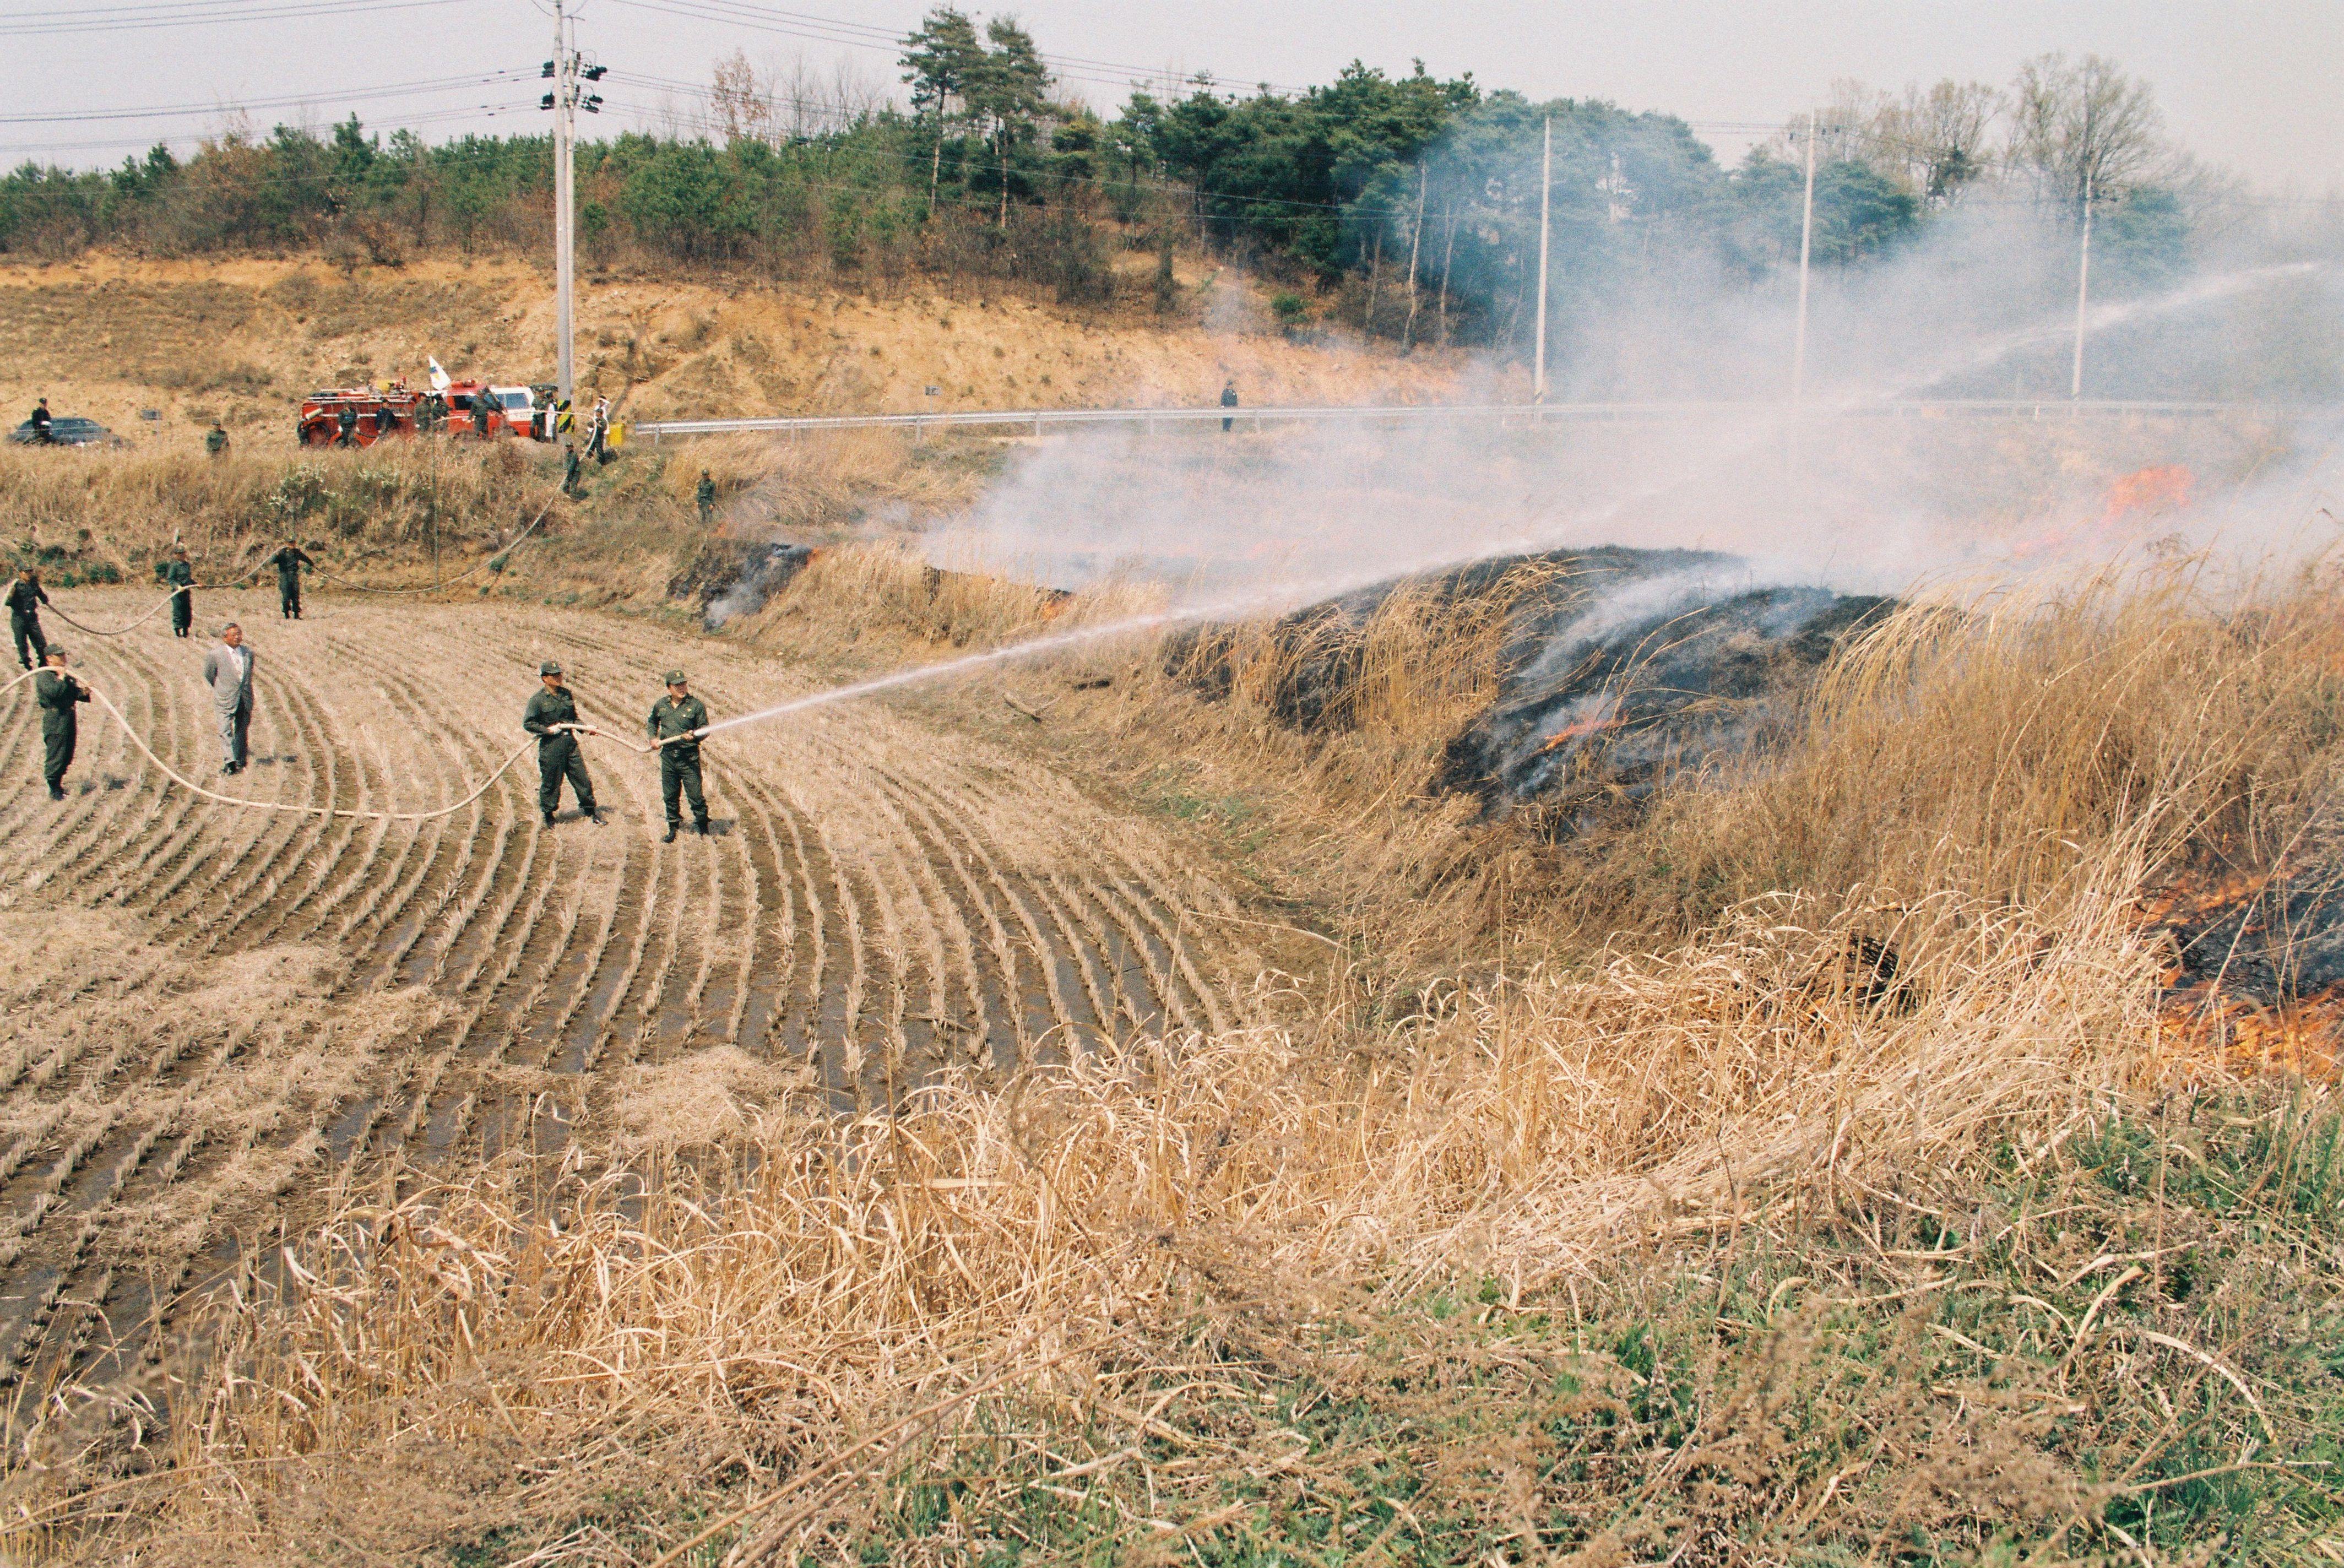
13 532 2344 1559
0 438 550 580
0 253 1463 455
36 568 2344 1560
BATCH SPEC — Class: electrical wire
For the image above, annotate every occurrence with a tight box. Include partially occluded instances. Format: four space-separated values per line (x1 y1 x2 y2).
0 70 530 124
0 0 468 33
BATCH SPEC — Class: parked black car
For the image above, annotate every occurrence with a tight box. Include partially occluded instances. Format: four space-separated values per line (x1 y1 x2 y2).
8 416 120 447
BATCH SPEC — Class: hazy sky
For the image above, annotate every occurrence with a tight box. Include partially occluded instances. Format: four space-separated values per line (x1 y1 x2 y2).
6 0 2338 192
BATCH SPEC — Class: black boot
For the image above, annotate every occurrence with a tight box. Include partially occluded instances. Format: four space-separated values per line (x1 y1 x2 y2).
696 819 710 837
47 784 64 801
663 823 679 844
542 810 556 827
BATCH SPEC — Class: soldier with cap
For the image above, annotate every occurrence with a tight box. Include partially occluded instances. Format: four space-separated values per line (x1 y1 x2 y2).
7 567 50 670
159 547 194 638
524 660 600 827
205 420 229 459
648 670 709 842
34 645 88 800
269 538 314 620
695 469 717 526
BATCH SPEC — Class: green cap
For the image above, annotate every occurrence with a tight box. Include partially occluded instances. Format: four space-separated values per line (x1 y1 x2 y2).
664 670 687 686
44 645 66 660
540 660 562 677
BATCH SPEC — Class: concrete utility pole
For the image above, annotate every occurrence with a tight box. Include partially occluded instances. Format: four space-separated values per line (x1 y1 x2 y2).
551 0 577 406
2070 172 2094 400
1792 107 1816 408
1533 116 1551 403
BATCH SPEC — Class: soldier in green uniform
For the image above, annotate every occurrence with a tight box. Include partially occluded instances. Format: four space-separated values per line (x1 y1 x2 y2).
205 421 229 459
7 567 50 670
648 670 709 842
562 442 583 498
524 660 600 827
270 538 314 619
34 646 89 800
695 470 717 527
159 547 195 638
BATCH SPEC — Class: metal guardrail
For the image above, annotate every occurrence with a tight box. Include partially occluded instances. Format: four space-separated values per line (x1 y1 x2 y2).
634 399 2342 441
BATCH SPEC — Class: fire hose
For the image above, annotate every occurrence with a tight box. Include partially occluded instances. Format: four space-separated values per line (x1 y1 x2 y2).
2 667 698 824
301 488 563 596
41 551 280 637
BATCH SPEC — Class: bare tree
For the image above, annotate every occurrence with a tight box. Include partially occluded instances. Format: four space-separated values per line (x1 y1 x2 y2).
2008 53 2169 210
1881 80 2001 201
1771 77 2001 203
711 50 775 145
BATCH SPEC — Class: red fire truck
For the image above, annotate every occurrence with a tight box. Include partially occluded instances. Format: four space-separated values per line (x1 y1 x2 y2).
297 380 432 447
297 380 551 445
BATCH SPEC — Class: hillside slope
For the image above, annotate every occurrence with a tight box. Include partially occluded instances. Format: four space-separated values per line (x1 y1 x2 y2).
0 254 1472 455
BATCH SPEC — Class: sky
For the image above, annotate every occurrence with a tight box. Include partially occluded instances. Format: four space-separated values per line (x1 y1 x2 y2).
3 0 2338 193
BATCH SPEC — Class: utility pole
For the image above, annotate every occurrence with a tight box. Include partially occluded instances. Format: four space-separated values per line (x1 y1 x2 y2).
1792 107 1816 409
2070 171 2094 400
550 0 575 405
1533 116 1551 403
541 9 603 409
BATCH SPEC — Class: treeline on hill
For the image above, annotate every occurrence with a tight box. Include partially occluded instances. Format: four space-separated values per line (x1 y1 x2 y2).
3 26 2201 354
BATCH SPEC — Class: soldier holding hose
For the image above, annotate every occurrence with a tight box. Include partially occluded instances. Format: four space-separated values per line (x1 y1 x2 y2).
270 539 314 620
159 547 194 639
7 567 50 670
35 647 88 800
525 660 600 827
649 670 709 842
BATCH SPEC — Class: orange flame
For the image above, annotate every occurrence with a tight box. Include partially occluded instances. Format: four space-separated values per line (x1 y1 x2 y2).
2104 463 2193 521
1535 713 1617 755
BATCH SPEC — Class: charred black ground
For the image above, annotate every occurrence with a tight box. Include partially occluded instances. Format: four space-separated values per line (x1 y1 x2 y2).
1175 546 1893 826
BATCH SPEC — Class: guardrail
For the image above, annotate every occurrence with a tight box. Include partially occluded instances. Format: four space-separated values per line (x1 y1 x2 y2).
634 399 2342 442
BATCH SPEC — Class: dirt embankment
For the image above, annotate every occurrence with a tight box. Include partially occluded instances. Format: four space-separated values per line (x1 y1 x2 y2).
0 253 1470 456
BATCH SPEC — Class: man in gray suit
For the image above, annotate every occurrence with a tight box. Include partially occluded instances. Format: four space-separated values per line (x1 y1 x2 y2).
201 622 255 775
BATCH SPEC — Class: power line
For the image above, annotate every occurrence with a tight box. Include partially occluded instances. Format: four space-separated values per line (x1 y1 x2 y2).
0 0 468 34
0 70 530 126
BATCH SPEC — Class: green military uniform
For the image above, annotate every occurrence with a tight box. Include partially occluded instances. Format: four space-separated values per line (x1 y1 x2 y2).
35 662 88 799
562 446 583 497
523 666 597 824
649 676 709 837
160 557 194 638
270 544 314 619
6 577 49 669
695 474 716 525
205 424 228 458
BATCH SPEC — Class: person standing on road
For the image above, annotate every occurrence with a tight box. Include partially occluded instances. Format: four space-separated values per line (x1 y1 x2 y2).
696 469 717 527
649 670 709 843
524 661 600 827
270 538 314 620
7 567 50 670
160 547 194 638
1219 379 1238 432
35 646 89 801
201 622 254 775
585 395 611 462
28 399 51 445
205 420 229 459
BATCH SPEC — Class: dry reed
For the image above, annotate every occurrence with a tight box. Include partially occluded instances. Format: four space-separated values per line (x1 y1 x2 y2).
22 561 2344 1562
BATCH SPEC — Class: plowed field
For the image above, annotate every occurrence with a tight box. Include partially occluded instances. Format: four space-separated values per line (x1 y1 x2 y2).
0 592 1262 1428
